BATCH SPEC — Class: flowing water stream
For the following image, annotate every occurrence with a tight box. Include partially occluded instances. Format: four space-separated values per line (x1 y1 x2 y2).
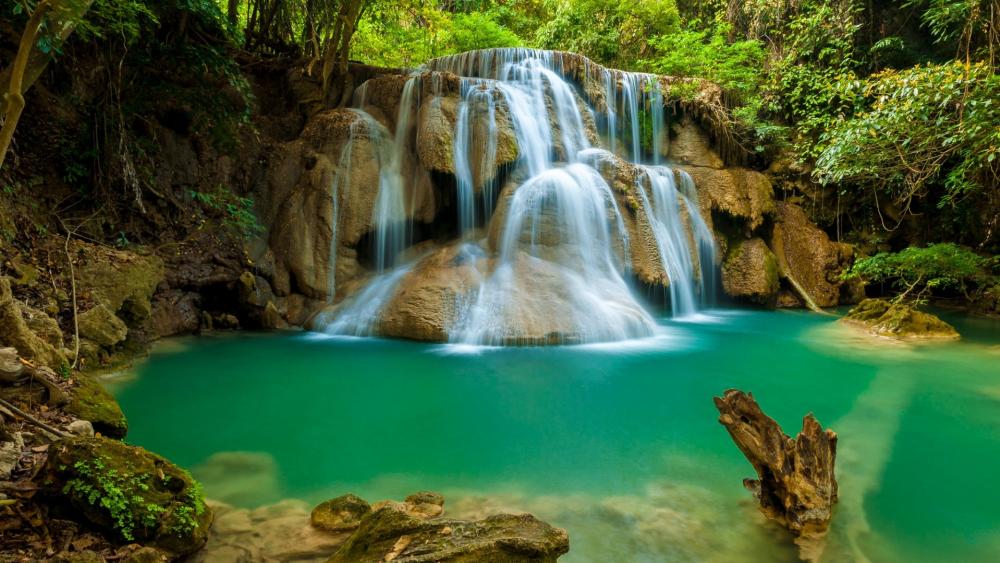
112 311 1000 562
317 49 716 343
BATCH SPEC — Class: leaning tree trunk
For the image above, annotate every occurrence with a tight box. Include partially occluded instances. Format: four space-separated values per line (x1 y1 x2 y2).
0 0 94 171
714 389 838 560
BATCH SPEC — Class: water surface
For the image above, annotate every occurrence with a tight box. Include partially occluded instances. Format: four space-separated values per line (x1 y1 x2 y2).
113 310 1000 562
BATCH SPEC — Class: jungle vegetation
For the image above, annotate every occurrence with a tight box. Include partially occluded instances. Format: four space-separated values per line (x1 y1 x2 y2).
1 0 998 304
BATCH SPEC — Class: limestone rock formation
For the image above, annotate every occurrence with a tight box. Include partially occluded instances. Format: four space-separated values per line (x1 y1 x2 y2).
328 501 569 563
722 238 779 305
577 150 672 288
74 241 164 322
683 166 775 231
0 277 67 368
264 110 372 299
78 304 129 347
46 437 212 556
417 95 460 173
668 116 724 169
770 202 856 309
377 244 485 341
714 389 838 554
841 299 959 340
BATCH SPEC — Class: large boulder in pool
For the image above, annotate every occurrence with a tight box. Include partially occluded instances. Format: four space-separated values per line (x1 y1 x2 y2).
377 244 484 342
721 238 779 305
841 299 959 340
328 501 569 563
45 437 212 556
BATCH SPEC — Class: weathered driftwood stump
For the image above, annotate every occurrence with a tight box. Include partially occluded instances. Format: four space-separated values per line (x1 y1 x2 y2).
714 389 838 545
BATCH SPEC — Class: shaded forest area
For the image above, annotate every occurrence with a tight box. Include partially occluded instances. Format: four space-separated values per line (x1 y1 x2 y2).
1 0 998 310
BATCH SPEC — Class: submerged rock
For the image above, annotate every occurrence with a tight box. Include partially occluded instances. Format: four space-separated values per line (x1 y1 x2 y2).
312 494 372 532
46 437 212 556
328 501 569 563
192 499 348 562
841 299 959 340
714 389 838 557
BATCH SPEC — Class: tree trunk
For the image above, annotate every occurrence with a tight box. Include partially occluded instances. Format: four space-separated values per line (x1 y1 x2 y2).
0 0 94 171
321 0 365 104
714 389 838 560
228 0 239 27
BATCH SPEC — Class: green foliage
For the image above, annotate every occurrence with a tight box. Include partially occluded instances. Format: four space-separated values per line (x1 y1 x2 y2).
190 186 263 239
904 0 995 54
535 0 680 67
351 1 524 67
447 12 522 53
645 25 765 100
75 0 157 44
169 469 206 534
843 243 991 302
815 62 1000 209
62 457 165 541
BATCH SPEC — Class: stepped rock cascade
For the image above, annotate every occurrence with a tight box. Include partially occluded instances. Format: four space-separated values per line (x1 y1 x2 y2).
313 48 721 344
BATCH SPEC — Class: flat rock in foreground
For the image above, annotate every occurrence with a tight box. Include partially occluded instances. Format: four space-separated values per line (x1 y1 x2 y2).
328 501 569 562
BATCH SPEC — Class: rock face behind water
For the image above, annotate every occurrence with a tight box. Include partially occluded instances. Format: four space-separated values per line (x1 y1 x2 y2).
770 202 859 308
713 389 838 556
842 298 959 340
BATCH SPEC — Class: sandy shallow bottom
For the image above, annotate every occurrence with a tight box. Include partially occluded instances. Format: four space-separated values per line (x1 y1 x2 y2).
114 309 1000 562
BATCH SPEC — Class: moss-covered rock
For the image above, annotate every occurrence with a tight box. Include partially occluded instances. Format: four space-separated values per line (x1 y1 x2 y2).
842 298 959 340
75 242 164 322
78 304 129 347
0 276 67 368
65 374 128 439
721 238 779 305
46 437 212 557
311 494 371 532
328 502 569 563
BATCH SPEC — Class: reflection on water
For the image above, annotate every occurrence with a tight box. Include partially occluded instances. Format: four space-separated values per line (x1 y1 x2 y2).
115 310 1000 562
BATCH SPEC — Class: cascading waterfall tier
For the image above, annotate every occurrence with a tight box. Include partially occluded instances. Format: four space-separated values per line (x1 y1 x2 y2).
315 48 718 344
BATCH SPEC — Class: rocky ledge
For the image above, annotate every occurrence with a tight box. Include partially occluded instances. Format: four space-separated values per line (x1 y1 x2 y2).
841 298 959 340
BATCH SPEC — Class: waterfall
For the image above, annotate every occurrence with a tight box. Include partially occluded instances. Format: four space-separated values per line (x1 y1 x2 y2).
320 48 720 344
316 78 419 336
454 81 499 234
